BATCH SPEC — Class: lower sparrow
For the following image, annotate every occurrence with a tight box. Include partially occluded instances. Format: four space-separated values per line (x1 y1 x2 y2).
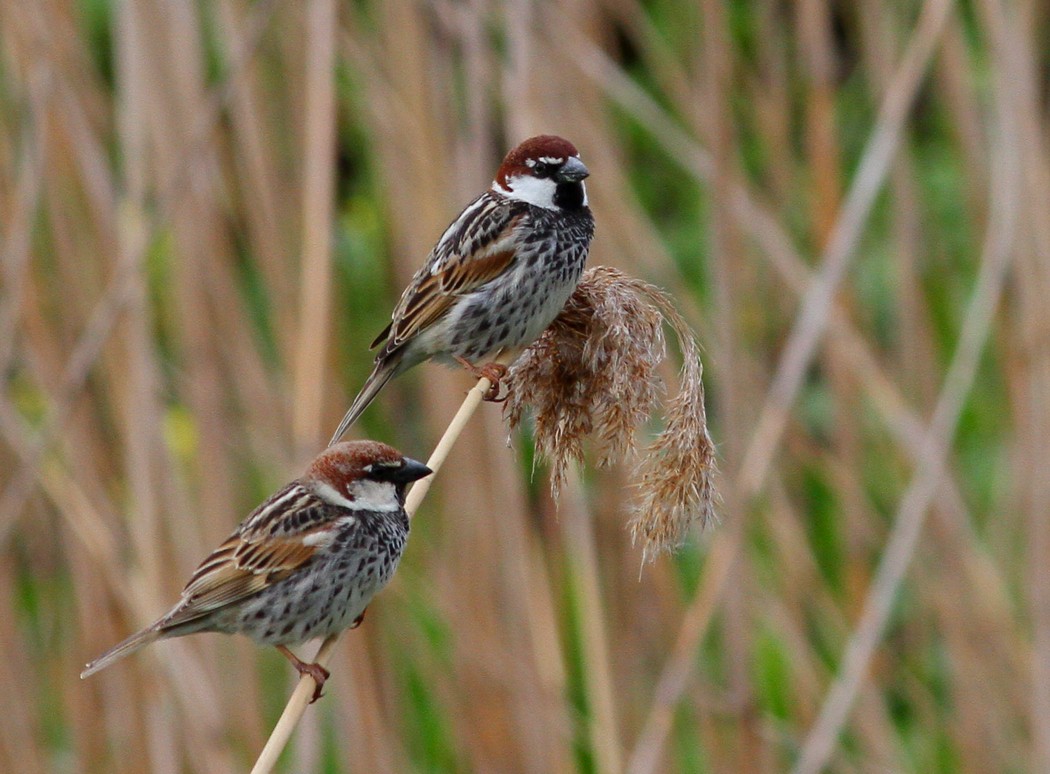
81 441 431 701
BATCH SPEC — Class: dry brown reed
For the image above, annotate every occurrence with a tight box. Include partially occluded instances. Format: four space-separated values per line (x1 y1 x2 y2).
504 266 717 559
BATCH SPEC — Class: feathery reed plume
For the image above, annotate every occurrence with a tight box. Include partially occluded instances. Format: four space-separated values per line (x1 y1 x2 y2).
504 266 718 560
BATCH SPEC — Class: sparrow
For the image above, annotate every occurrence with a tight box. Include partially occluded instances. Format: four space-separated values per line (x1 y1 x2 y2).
330 134 595 444
81 441 431 702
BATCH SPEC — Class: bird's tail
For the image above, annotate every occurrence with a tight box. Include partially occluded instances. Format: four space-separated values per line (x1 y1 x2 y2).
329 359 399 446
81 625 162 679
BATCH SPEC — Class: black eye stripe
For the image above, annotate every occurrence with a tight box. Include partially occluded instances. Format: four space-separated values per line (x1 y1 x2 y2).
363 460 402 475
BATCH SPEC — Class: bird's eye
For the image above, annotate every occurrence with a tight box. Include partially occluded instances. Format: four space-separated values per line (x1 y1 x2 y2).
531 162 553 178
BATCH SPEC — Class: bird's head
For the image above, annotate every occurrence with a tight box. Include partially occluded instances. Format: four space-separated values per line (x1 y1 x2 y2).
493 135 589 211
305 441 432 511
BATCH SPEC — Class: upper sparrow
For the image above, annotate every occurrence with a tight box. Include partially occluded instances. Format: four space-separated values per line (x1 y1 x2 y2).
81 441 431 701
330 134 595 444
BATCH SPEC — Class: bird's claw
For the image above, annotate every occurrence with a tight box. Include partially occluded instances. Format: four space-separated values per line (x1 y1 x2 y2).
455 357 509 402
479 363 509 402
277 645 331 703
296 662 330 704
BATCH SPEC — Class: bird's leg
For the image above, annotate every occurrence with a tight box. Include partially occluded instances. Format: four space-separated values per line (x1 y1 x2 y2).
276 645 330 703
454 356 509 402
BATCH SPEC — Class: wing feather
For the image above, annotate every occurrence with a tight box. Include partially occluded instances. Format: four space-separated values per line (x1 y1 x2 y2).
165 484 340 624
374 193 526 351
388 248 516 347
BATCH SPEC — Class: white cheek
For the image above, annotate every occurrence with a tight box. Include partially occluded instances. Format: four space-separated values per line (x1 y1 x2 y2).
346 479 402 512
494 175 558 210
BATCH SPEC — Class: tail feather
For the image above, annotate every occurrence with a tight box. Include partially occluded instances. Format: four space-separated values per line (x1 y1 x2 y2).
81 626 162 679
329 360 398 446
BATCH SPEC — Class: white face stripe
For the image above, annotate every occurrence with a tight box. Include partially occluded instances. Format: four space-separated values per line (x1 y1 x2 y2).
526 156 569 168
494 174 558 210
315 481 357 509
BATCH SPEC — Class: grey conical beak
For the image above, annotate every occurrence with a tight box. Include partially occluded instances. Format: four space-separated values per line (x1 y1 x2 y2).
388 457 432 484
556 156 589 182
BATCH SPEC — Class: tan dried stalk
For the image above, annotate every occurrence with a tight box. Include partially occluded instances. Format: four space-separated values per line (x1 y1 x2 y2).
504 266 718 560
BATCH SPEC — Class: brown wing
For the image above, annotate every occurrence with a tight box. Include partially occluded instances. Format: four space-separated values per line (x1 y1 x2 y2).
159 485 334 628
386 247 516 349
374 193 526 352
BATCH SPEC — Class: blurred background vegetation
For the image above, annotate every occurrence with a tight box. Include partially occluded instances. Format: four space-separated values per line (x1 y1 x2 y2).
1 0 1046 771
